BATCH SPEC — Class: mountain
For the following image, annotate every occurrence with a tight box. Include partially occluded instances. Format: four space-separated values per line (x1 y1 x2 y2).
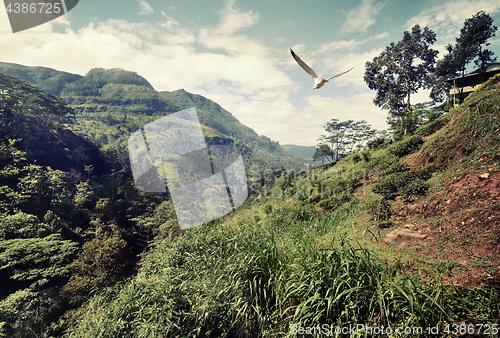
0 61 82 96
281 144 316 162
0 62 305 172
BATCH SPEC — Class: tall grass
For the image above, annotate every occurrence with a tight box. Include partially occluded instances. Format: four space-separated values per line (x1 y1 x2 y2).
66 197 499 337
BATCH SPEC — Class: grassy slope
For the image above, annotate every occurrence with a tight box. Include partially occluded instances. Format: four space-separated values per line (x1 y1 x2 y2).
65 75 500 337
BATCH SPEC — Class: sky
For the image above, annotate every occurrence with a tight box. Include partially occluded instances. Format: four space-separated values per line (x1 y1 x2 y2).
1 0 500 146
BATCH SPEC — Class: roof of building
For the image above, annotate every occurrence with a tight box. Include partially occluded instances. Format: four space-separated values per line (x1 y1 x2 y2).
446 62 500 88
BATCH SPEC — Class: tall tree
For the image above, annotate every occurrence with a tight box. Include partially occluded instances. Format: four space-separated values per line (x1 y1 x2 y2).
364 25 438 133
431 11 497 102
317 119 375 163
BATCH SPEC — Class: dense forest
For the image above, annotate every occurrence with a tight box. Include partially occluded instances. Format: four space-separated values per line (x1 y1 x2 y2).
0 65 306 336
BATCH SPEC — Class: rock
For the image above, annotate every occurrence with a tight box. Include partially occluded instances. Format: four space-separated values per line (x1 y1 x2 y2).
384 225 426 245
479 173 490 179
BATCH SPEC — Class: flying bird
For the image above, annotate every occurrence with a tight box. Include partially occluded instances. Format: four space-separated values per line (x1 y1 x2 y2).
290 48 354 90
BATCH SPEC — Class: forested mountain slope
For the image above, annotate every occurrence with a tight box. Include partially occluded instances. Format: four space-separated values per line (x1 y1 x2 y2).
0 62 82 96
0 62 305 171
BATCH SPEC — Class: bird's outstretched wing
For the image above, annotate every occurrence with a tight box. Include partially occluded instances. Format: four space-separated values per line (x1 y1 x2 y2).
326 67 354 81
290 48 318 80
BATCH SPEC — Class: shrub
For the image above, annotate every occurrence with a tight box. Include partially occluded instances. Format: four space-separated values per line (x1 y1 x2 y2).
389 135 424 157
361 151 371 162
366 198 394 223
384 161 410 175
368 154 400 171
391 171 418 187
402 179 429 202
415 114 451 137
61 231 129 306
353 153 361 163
415 164 439 180
263 204 273 215
372 179 398 200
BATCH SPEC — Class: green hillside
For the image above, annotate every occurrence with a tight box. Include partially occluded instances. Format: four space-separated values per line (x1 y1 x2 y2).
281 144 316 162
64 75 500 337
0 62 82 96
1 62 499 338
0 62 305 172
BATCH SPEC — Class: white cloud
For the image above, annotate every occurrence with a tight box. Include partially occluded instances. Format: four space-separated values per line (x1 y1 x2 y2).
138 0 154 15
306 93 388 131
342 0 387 33
160 11 179 30
0 0 396 147
406 0 500 43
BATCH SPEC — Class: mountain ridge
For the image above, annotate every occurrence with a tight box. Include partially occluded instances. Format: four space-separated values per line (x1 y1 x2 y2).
0 62 305 171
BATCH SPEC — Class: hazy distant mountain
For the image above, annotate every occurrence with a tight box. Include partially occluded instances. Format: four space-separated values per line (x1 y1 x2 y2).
0 62 305 171
281 144 316 162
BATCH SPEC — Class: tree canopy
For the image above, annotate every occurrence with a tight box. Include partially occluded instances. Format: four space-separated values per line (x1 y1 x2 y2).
364 25 438 123
431 11 497 102
316 119 375 163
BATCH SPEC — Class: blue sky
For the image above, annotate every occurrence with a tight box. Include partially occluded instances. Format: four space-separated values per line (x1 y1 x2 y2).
1 0 500 146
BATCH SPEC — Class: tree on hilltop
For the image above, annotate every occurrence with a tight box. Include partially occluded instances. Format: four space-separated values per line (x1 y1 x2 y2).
431 11 497 102
364 25 438 135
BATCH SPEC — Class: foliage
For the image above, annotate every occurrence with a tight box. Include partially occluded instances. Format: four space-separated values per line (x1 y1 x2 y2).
431 11 497 102
361 150 371 162
402 178 429 202
313 144 334 164
352 153 361 163
372 179 398 200
414 112 451 137
317 119 375 163
0 234 78 283
64 199 499 338
388 135 424 157
61 231 129 306
366 197 395 224
364 25 438 122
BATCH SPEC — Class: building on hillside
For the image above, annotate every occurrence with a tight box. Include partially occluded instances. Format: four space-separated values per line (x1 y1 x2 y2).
447 63 500 106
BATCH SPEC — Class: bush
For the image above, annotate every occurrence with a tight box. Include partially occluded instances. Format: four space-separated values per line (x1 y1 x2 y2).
415 164 439 180
402 179 429 202
368 154 400 171
384 161 410 175
372 179 398 200
263 204 273 215
61 231 129 306
389 135 424 157
366 198 394 223
415 114 451 137
361 151 371 162
353 154 361 163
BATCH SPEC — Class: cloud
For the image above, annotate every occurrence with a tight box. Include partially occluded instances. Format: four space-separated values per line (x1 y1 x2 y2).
138 0 154 15
306 94 388 131
0 0 396 147
342 0 387 33
406 0 500 43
